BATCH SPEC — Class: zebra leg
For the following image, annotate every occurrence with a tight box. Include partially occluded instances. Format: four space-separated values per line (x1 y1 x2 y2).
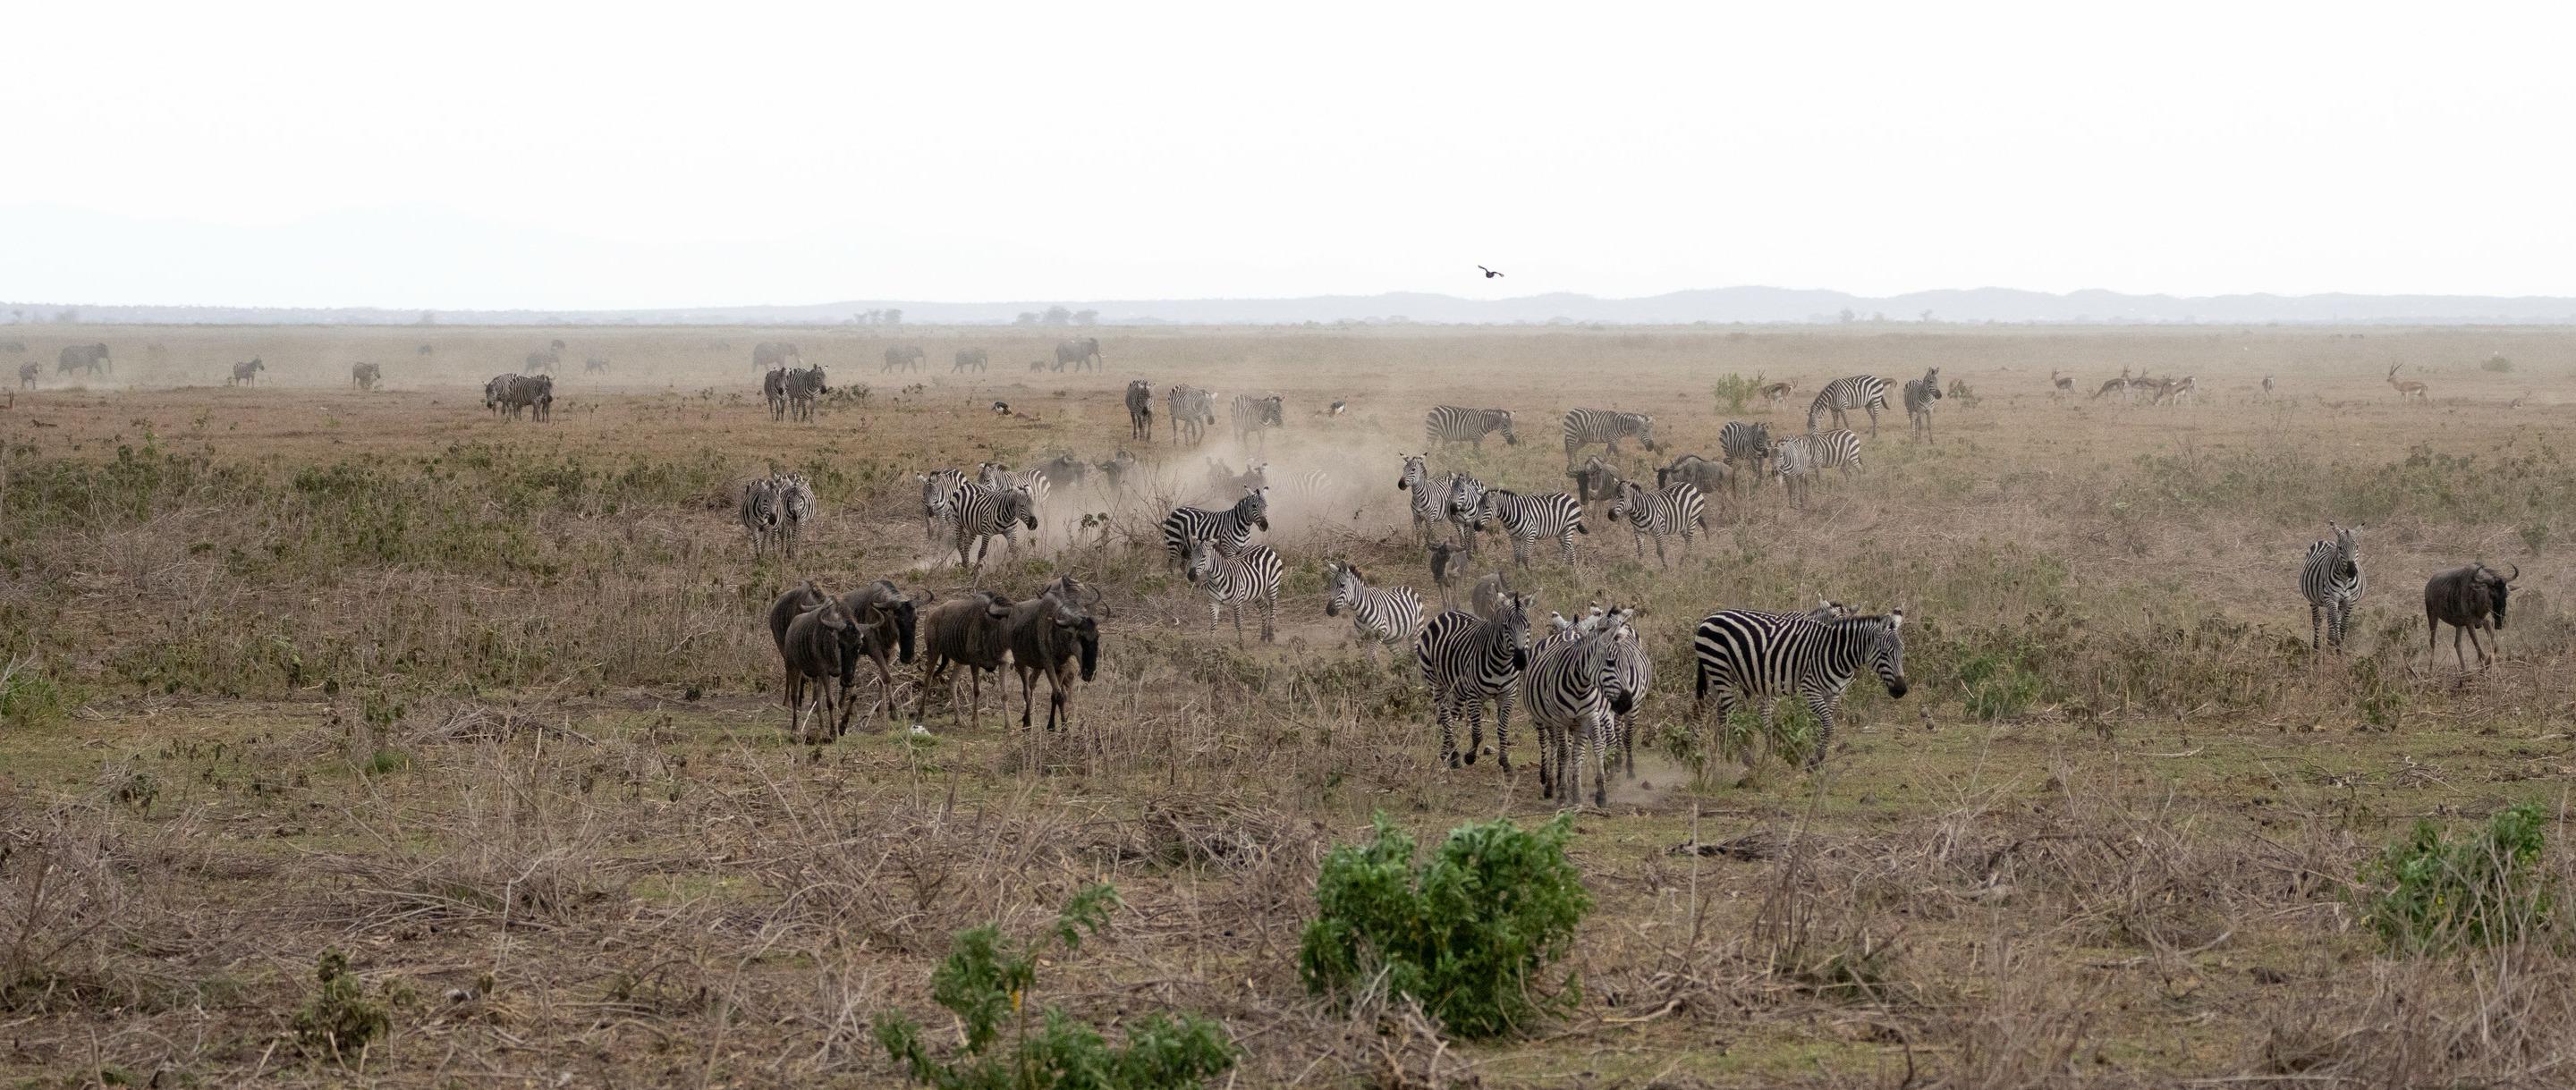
1653 531 1667 569
1589 714 1610 807
1436 694 1460 768
1561 530 1580 569
1493 686 1515 774
1803 692 1840 770
1260 592 1275 643
2309 603 2322 652
1462 697 1483 767
1231 601 1246 645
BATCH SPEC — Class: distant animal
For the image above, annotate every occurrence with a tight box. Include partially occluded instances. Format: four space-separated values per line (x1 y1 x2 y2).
991 401 1011 417
1608 479 1707 568
350 361 382 390
524 348 560 374
1561 409 1657 463
416 342 435 357
918 590 1018 728
1524 609 1631 807
2149 376 2196 406
884 344 926 373
1230 393 1284 448
1004 577 1102 732
1425 405 1519 450
945 482 1038 575
2050 369 2075 395
1808 376 1890 436
1325 561 1424 663
1185 538 1283 645
2299 521 2365 653
1055 337 1103 372
2091 374 2131 401
227 358 265 385
1758 381 1796 409
1717 421 1772 490
1 341 24 353
1416 591 1532 770
1481 487 1589 570
752 342 801 371
55 343 109 377
1902 367 1943 441
1655 452 1733 501
1693 607 1909 771
1479 266 1504 279
1328 400 1349 417
1028 359 1046 372
489 374 553 420
2424 562 2517 672
777 596 867 743
1166 384 1216 445
1124 379 1154 441
583 356 610 374
16 361 37 389
1160 487 1270 568
2261 376 2275 397
953 347 989 373
2386 363 2428 401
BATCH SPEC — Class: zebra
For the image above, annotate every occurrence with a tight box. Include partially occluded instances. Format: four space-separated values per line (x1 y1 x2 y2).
1807 428 1864 477
1771 435 1819 508
1445 474 1493 558
1607 479 1706 567
1167 384 1216 445
1416 592 1532 771
2300 521 2365 653
977 463 1051 530
1124 379 1154 441
1231 393 1284 448
1902 368 1942 441
227 359 265 385
1160 486 1269 568
785 366 828 422
1560 408 1657 463
1692 608 1909 771
1396 455 1458 548
1808 376 1891 436
946 482 1038 574
1718 420 1772 491
1522 611 1632 807
762 368 789 419
1184 538 1283 644
918 469 967 541
485 373 519 415
739 477 783 557
775 473 816 559
1325 561 1424 662
1481 488 1588 570
1424 406 1519 450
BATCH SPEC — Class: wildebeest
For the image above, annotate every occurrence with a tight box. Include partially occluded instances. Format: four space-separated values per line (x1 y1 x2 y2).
351 361 382 390
1566 456 1622 505
953 347 989 373
779 596 867 743
2425 562 2517 671
227 359 265 385
17 361 38 389
1031 452 1089 490
1055 337 1102 372
752 342 801 370
919 590 1018 728
883 345 926 373
1655 453 1733 500
1005 577 1102 732
1096 449 1139 491
834 579 929 731
56 343 109 377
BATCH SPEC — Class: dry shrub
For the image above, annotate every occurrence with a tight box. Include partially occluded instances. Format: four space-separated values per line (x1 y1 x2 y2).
1941 936 2102 1089
0 803 200 1012
317 743 624 933
2249 954 2576 1086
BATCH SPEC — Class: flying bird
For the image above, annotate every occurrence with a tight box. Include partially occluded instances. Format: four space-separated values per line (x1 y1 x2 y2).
1479 266 1505 279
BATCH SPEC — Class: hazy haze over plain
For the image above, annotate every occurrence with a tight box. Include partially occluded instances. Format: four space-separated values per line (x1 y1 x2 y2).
6 1 2573 309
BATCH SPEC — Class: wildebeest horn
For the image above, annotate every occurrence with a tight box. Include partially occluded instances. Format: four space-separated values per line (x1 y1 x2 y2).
2504 562 2521 584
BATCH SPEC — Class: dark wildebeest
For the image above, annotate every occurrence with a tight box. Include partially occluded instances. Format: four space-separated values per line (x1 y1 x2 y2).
56 343 109 377
778 596 868 743
752 342 801 371
834 580 928 731
1006 577 1102 733
1054 337 1102 372
2425 562 2518 672
953 347 989 373
919 590 1018 728
883 345 926 373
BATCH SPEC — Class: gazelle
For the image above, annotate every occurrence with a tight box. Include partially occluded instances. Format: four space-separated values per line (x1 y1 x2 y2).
2049 368 2074 396
2386 364 2428 401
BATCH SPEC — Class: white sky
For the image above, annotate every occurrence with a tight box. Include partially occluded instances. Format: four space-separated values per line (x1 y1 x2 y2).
7 1 2574 308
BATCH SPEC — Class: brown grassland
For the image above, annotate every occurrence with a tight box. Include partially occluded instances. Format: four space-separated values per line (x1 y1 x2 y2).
4 323 2576 1087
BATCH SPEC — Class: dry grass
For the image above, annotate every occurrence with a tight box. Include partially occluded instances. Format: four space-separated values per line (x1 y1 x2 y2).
2 322 2574 1086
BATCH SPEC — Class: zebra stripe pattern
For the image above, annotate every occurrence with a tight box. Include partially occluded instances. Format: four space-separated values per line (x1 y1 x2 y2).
1160 487 1270 567
1902 367 1941 440
1718 421 1772 488
1167 385 1216 445
1808 376 1891 436
1230 393 1284 447
1125 379 1154 441
918 469 966 541
2299 521 2365 652
1397 455 1457 547
1482 488 1588 569
1446 474 1493 557
1561 408 1657 462
775 473 815 559
1608 479 1706 567
1325 562 1424 659
1185 540 1283 644
1522 613 1631 807
979 462 1051 519
739 477 783 556
1424 406 1518 450
1415 594 1531 771
1807 428 1863 475
1692 608 1909 770
946 482 1038 573
1770 435 1818 507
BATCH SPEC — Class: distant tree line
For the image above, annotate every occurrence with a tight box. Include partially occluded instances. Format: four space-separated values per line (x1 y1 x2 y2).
1013 306 1098 326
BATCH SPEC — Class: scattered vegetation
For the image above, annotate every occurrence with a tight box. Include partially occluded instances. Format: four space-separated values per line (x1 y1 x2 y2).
291 949 390 1060
2483 354 2513 373
2362 801 2557 954
1710 373 1762 412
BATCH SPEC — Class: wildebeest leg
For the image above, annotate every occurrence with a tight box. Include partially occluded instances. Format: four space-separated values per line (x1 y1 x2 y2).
1017 666 1037 730
786 673 807 743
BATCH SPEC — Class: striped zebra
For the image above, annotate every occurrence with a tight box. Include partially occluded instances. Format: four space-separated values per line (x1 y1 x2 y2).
738 477 783 557
1416 592 1532 771
485 373 520 415
1771 436 1818 508
1160 487 1270 568
918 469 966 541
1608 479 1707 567
1325 561 1424 662
1184 539 1283 644
978 462 1051 523
1535 604 1650 790
1902 367 1942 441
1424 406 1518 450
1522 611 1633 807
1692 607 1909 771
1125 379 1154 441
1167 384 1217 445
775 473 816 559
1445 474 1493 557
1718 421 1772 491
1482 488 1588 569
1560 409 1657 463
2300 521 2365 653
945 482 1038 574
762 368 790 420
1231 393 1284 448
1808 428 1863 476
785 367 828 422
1808 376 1892 437
1396 455 1458 547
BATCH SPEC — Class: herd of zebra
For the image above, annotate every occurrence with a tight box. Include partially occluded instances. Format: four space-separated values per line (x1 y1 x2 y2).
481 372 555 420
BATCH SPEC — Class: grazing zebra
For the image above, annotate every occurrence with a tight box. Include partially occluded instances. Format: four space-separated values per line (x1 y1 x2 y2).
1417 592 1532 771
1771 435 1818 508
775 473 815 559
1396 455 1458 548
2300 521 2365 653
1718 420 1772 490
946 482 1038 574
1124 379 1154 441
1424 405 1520 450
1482 488 1589 570
1902 368 1942 441
1184 539 1283 644
1325 561 1424 662
738 477 783 556
1692 608 1909 771
918 469 967 541
1807 375 1891 436
1523 612 1632 807
1160 486 1270 568
1167 384 1216 445
485 373 518 415
1446 474 1493 557
1560 408 1658 463
1806 428 1863 476
1231 393 1284 448
1607 479 1707 567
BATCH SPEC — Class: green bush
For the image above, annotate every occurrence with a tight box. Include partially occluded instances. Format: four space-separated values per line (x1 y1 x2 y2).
0 659 65 729
1299 815 1591 1038
2361 801 2556 953
876 884 1236 1089
2483 354 2512 373
1710 374 1762 413
292 949 389 1060
1957 646 2044 722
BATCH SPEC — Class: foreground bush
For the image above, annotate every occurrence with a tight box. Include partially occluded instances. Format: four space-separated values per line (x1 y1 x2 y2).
875 884 1236 1089
2362 801 2556 953
1299 814 1591 1038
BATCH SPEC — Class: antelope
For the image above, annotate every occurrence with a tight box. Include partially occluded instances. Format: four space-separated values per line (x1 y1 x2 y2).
2386 364 2428 401
2049 369 2074 396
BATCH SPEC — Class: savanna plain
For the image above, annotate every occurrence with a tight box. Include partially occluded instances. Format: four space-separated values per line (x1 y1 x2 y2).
4 324 2576 1088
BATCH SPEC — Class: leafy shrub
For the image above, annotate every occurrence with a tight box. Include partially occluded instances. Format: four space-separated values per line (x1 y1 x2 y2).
292 949 390 1060
1299 815 1591 1038
876 884 1236 1089
0 657 65 729
2483 354 2512 373
1957 646 2044 722
2361 801 2556 953
1710 374 1761 413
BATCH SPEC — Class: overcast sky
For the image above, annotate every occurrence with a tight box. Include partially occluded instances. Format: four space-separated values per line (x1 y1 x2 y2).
7 2 2572 308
